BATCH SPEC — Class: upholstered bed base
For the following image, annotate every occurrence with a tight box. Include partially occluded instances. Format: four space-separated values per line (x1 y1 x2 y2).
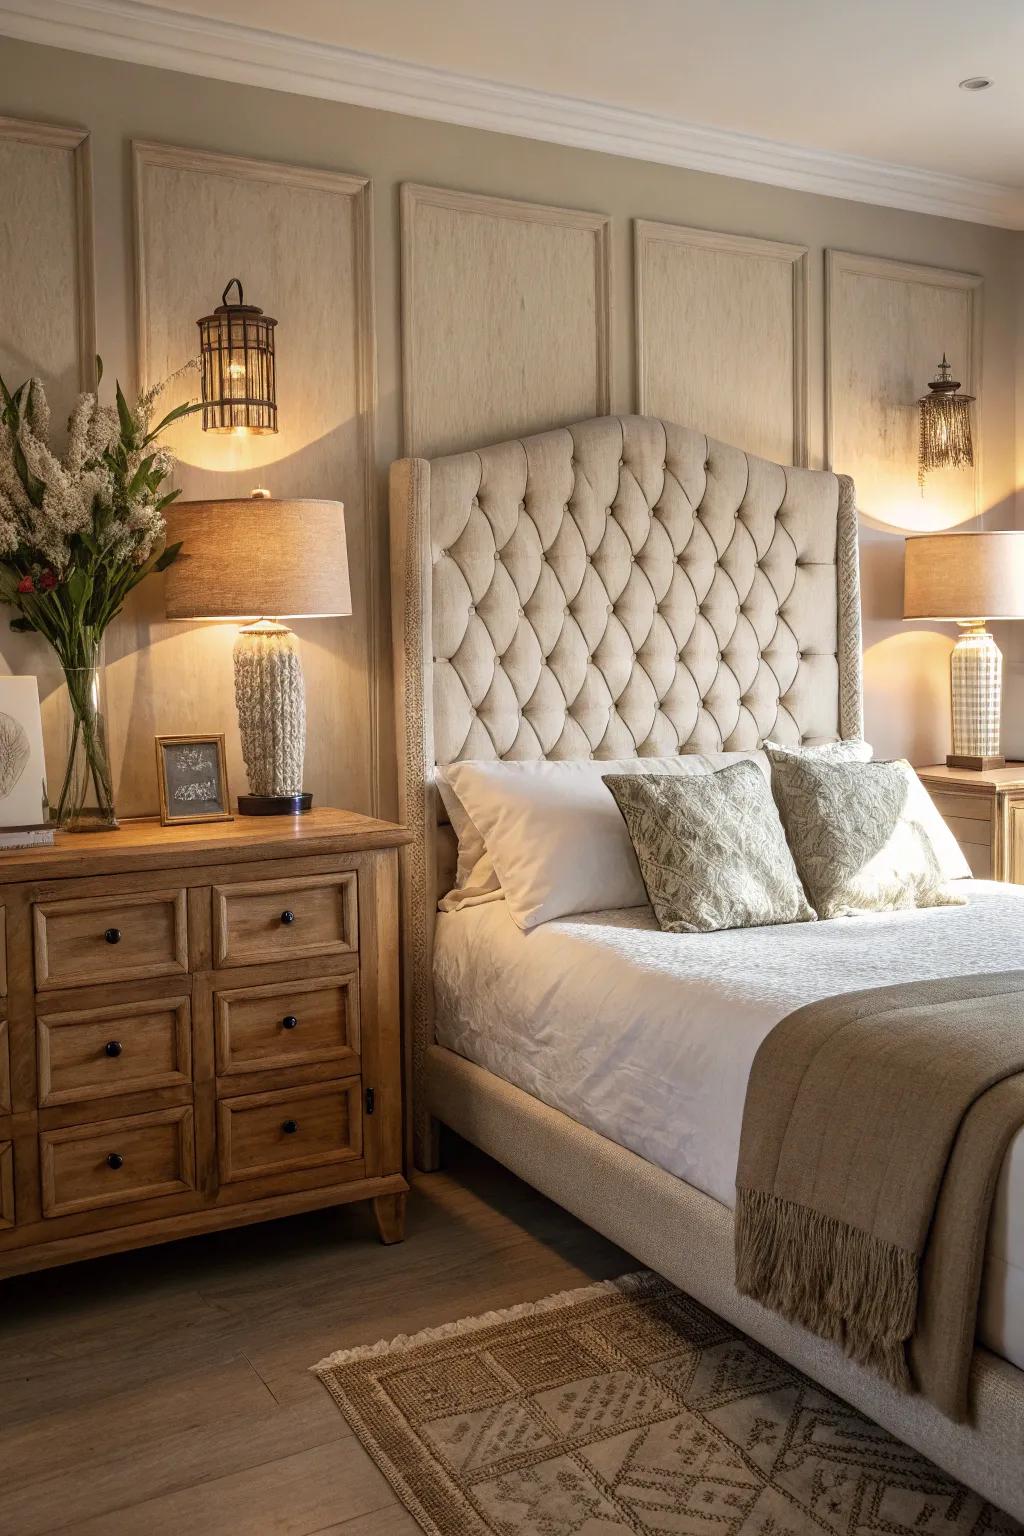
426 1043 1024 1517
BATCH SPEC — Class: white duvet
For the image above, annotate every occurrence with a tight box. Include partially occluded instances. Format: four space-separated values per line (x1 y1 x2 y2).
434 883 1024 1370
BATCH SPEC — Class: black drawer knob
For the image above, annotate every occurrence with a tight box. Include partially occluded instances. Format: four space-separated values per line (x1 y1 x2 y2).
280 910 296 925
104 927 121 945
281 1119 298 1135
104 1040 123 1058
281 1015 298 1030
106 1152 124 1170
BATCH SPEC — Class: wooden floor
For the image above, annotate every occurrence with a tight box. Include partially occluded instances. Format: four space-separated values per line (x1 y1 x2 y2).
0 1138 631 1535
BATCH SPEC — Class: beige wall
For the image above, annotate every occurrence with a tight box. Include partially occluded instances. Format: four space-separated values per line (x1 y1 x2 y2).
0 34 1021 817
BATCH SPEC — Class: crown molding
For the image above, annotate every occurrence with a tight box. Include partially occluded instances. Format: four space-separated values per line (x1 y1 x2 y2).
2 0 1022 230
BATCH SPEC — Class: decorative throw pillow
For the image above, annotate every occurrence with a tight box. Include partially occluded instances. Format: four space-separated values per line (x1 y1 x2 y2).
602 761 816 935
764 737 873 764
768 754 967 918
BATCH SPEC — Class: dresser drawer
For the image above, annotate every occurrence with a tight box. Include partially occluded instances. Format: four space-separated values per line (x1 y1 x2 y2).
213 874 357 968
41 1107 195 1218
34 890 189 991
215 974 359 1079
37 995 192 1108
0 1140 13 1228
217 1078 362 1184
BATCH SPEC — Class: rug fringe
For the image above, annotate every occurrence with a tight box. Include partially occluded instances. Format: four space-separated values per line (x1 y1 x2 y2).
312 1269 663 1374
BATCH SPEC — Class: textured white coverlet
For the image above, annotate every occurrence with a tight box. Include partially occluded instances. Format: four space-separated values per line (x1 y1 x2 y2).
433 883 1024 1370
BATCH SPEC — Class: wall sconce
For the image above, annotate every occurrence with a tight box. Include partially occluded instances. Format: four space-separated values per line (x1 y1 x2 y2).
917 354 973 486
197 279 277 435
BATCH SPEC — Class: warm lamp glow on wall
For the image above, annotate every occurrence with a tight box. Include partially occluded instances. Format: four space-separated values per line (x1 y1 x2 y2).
164 496 351 813
197 279 277 435
904 532 1024 770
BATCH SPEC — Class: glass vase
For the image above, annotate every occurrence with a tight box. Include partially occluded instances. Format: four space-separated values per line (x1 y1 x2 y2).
54 646 118 832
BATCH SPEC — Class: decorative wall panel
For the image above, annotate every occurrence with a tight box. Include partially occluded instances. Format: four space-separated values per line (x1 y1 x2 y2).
0 116 95 435
130 141 377 816
635 220 807 466
401 183 611 459
826 250 983 527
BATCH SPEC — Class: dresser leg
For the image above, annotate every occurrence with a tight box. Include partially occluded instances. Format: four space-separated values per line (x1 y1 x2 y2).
372 1192 407 1244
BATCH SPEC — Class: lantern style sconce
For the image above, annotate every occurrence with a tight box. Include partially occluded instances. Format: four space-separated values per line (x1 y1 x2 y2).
197 279 277 435
917 354 974 486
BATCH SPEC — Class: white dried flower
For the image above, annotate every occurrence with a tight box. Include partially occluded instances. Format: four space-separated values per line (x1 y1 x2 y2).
25 378 50 443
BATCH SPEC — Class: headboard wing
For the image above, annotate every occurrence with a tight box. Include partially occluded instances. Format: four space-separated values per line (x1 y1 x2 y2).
391 413 863 1165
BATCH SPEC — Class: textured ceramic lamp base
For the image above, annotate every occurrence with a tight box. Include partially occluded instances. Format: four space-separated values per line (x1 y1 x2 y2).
232 620 312 814
947 622 1004 771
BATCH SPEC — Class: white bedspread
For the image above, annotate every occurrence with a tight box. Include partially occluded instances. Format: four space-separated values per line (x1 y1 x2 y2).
434 882 1024 1370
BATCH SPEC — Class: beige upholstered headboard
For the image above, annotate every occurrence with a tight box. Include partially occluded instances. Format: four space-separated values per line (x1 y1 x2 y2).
391 414 863 1163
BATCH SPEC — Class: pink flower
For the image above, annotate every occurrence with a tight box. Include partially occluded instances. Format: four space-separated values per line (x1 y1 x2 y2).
38 569 57 591
16 575 34 594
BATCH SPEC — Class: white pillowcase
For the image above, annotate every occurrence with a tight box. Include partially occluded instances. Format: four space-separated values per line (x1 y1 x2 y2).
435 771 502 911
442 752 771 930
764 738 970 882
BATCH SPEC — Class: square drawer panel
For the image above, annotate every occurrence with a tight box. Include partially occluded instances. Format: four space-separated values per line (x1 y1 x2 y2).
213 873 357 968
41 1107 196 1219
218 1078 362 1184
34 889 188 991
215 974 359 1079
0 1141 12 1229
37 995 192 1108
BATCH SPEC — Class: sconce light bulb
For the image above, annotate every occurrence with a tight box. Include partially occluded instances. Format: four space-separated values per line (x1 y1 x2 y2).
227 361 246 380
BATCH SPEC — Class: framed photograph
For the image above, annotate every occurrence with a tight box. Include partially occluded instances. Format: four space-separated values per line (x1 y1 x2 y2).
155 734 232 825
0 676 49 830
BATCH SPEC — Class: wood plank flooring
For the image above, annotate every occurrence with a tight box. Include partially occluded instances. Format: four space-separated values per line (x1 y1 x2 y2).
0 1138 631 1535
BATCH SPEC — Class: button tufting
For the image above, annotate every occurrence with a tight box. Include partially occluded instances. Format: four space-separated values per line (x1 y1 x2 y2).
563 503 570 513
517 606 524 617
468 605 475 615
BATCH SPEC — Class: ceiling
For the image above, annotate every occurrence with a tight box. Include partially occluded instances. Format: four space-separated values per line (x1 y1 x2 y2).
125 0 1024 186
2 0 1022 224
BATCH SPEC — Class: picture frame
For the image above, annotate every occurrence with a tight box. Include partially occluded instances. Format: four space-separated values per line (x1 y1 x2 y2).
155 734 233 825
0 676 49 830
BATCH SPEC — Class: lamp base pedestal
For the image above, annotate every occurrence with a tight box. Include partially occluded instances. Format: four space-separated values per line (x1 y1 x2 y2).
946 754 1005 772
237 792 313 816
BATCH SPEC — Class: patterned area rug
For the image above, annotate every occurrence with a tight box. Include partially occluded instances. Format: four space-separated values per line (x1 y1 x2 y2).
314 1271 1020 1536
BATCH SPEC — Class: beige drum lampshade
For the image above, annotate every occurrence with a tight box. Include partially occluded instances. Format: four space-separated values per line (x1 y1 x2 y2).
163 498 351 620
904 531 1024 622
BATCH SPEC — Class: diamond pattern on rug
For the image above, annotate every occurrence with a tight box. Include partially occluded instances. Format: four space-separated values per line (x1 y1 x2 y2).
315 1272 1022 1536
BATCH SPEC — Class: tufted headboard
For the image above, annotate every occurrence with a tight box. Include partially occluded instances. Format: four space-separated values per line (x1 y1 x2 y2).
391 414 863 1163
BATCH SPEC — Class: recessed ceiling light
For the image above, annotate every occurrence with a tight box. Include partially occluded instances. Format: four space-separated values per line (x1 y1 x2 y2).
959 75 994 90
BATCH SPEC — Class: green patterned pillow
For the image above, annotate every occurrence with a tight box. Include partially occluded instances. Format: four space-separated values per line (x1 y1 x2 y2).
603 761 815 934
767 752 966 918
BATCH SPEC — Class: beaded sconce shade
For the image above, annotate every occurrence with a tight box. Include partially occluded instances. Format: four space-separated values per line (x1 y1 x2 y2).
917 356 974 487
164 497 350 813
904 531 1024 771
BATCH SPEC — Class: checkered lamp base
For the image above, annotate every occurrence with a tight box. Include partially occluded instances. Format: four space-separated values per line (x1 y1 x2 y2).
949 624 1004 771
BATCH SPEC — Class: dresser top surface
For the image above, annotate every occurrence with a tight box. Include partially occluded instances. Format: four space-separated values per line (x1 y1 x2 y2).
917 764 1024 791
0 807 410 884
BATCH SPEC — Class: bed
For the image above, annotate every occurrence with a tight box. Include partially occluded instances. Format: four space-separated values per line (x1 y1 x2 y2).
390 413 1024 1515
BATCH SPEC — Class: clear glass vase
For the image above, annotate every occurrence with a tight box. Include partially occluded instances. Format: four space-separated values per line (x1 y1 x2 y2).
54 646 118 832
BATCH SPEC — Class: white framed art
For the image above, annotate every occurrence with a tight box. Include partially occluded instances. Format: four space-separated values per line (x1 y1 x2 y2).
0 676 48 829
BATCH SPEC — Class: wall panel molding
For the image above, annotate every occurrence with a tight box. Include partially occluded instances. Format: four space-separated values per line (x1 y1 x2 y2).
401 182 611 459
132 139 380 814
635 219 808 466
826 249 983 523
0 113 96 395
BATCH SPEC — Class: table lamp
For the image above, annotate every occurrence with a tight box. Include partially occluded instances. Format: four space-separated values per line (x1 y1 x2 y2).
164 495 350 813
904 530 1024 770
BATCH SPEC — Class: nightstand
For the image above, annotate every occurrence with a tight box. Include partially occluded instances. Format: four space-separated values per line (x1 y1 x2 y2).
0 808 410 1277
918 764 1024 883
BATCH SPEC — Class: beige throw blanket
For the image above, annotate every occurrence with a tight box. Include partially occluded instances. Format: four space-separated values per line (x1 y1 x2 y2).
735 972 1024 1421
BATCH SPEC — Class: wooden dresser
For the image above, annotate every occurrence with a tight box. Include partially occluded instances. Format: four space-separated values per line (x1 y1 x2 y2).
918 764 1024 883
0 809 410 1277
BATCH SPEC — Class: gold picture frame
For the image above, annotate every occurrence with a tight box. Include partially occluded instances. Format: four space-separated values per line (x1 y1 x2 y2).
155 734 233 825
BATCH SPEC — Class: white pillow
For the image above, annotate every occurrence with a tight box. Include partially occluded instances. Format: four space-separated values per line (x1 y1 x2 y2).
442 752 771 931
764 739 970 882
435 770 502 911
